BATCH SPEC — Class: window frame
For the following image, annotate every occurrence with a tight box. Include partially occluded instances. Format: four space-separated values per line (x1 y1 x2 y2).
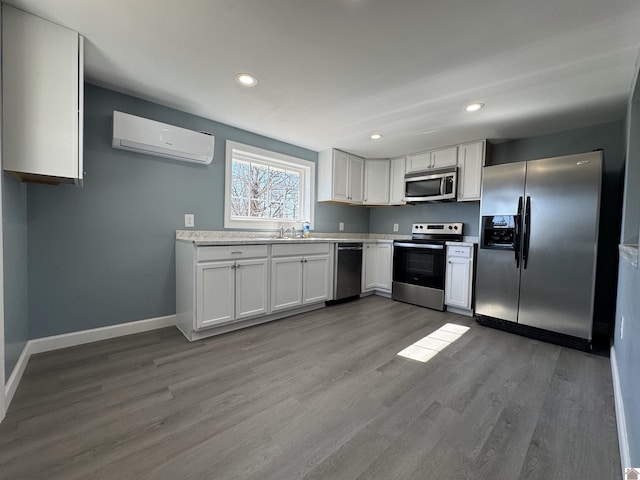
224 140 315 230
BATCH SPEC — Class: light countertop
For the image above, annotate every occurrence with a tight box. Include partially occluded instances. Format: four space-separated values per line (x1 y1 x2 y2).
176 230 408 246
176 230 478 246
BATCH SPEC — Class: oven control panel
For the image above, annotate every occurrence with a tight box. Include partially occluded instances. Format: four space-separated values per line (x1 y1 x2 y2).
411 222 463 235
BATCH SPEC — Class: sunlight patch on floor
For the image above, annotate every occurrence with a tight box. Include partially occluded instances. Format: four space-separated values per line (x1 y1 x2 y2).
397 323 470 363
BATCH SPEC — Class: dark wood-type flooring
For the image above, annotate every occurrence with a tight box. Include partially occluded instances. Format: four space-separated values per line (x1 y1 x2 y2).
0 296 620 479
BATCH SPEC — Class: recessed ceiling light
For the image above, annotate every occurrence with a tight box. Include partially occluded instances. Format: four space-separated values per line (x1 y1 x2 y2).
370 133 383 140
465 102 484 112
235 73 257 87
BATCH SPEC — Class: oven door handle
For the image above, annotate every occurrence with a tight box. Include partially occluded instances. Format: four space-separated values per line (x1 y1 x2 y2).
394 242 444 250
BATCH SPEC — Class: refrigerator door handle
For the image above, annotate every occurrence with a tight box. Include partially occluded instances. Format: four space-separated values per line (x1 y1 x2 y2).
515 196 523 268
523 196 531 269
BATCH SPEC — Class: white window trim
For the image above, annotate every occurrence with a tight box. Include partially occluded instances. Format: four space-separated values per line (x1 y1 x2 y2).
224 140 315 230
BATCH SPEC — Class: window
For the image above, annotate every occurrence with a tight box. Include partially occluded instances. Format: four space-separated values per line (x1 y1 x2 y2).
224 141 315 230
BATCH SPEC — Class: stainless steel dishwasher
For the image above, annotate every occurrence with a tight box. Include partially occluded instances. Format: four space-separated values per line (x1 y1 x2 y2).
333 243 363 301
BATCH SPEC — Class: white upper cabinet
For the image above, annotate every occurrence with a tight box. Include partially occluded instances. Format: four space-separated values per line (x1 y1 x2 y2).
457 140 487 201
389 157 407 205
318 149 365 204
406 152 431 173
406 146 457 173
320 140 487 205
349 155 365 203
2 5 84 185
364 159 390 205
431 146 458 169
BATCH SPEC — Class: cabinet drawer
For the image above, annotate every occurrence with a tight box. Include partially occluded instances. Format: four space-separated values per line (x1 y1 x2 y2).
197 245 269 262
272 242 331 257
447 245 472 258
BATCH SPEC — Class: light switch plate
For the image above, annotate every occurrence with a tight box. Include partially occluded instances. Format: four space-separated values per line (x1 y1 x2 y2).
393 223 399 232
184 213 195 228
339 222 344 231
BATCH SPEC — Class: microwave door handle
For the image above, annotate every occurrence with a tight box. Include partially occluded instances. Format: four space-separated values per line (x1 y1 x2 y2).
439 177 445 196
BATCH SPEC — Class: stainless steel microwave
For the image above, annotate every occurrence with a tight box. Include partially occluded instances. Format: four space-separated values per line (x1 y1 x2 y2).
404 167 457 202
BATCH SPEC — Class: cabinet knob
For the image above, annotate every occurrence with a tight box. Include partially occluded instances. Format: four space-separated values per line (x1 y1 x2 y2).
231 265 236 270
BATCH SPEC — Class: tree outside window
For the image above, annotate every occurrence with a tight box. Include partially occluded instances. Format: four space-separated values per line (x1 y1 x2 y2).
224 141 314 230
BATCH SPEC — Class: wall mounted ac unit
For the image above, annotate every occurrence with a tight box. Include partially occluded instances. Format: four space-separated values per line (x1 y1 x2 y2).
112 111 214 164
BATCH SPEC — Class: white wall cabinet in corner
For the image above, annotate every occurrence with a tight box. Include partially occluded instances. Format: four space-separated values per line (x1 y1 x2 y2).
389 157 407 205
2 5 84 185
318 149 364 204
364 159 390 205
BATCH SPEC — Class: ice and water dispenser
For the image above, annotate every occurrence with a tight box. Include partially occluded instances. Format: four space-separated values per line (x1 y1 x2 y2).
480 215 518 250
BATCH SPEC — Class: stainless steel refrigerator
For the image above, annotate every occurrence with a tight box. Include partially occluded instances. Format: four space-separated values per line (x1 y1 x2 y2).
475 151 602 350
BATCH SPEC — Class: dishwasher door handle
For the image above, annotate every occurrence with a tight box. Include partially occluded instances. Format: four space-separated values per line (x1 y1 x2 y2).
337 246 363 251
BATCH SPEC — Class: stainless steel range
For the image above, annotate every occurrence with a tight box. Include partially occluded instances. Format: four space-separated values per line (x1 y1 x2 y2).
392 222 463 310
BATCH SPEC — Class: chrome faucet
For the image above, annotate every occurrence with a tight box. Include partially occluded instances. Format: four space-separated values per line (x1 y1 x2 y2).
279 224 296 238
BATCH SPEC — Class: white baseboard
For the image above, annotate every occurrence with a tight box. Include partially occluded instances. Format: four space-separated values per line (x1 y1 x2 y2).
5 342 32 410
611 346 630 469
28 314 177 354
3 314 177 415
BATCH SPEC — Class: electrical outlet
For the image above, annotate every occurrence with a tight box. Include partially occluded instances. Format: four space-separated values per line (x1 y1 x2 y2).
621 315 625 339
339 222 344 231
393 223 399 232
184 213 195 228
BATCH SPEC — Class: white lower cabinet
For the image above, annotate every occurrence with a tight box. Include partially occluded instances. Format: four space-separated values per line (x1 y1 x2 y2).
303 255 331 303
177 241 333 341
445 245 474 313
197 256 269 330
375 243 393 291
271 256 304 311
363 242 393 293
271 243 331 313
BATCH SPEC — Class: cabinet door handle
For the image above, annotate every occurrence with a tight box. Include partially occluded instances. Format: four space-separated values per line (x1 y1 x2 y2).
231 251 243 255
236 264 240 269
231 265 236 270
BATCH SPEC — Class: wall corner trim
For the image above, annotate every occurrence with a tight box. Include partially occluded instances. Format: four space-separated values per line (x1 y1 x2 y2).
611 345 631 470
3 314 177 416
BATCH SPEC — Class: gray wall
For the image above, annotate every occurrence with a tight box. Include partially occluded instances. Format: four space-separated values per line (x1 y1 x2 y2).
613 66 640 467
27 84 368 339
491 121 626 335
3 173 29 380
369 202 480 237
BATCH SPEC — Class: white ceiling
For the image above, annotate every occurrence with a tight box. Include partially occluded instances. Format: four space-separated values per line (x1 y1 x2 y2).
7 0 640 158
